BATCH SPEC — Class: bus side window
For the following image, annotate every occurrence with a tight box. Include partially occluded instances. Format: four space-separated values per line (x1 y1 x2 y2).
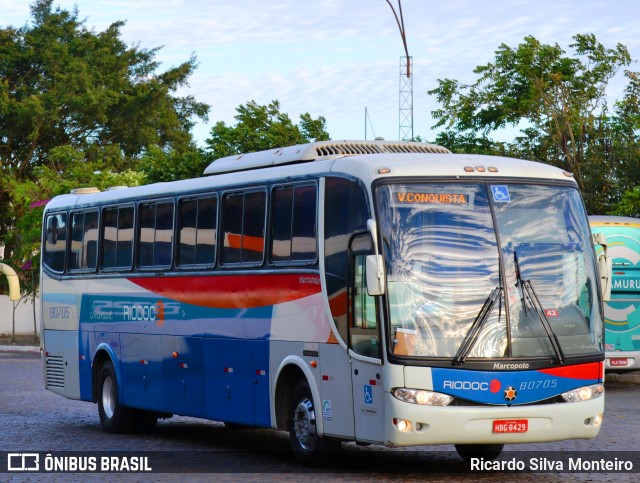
44 213 67 272
70 210 98 271
349 237 380 358
138 201 174 268
324 177 370 345
271 183 317 264
221 189 266 266
102 206 134 270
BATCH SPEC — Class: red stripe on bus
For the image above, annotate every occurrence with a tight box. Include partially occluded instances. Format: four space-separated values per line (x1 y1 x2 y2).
128 273 321 309
537 361 602 380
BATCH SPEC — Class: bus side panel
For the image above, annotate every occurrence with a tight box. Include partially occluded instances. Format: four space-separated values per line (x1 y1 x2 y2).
204 338 270 426
605 300 640 351
78 330 92 401
120 333 165 411
162 335 206 418
43 329 81 400
604 299 640 369
319 343 355 439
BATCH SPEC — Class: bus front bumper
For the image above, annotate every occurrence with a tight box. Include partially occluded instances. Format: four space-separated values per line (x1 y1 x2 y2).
384 391 604 447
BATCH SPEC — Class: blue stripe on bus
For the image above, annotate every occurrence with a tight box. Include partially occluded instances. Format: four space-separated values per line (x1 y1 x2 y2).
79 294 273 339
431 366 600 405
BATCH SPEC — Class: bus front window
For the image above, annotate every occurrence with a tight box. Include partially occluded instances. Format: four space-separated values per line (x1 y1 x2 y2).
377 183 502 358
376 182 603 362
492 184 602 358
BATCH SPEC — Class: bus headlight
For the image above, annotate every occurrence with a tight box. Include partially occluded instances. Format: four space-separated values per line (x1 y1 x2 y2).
392 388 454 406
561 384 604 402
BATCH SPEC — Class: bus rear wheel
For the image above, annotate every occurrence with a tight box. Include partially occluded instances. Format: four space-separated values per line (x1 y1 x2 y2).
289 380 340 465
455 443 504 461
97 360 135 433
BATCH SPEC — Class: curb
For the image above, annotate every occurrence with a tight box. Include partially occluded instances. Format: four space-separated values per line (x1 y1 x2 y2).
605 372 640 386
0 345 41 354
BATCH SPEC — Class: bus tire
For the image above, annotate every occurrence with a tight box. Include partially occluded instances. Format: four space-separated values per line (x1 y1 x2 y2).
289 379 341 465
455 443 504 461
97 360 135 433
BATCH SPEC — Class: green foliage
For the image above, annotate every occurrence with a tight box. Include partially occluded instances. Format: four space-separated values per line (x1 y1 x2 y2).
6 159 145 294
609 186 640 217
0 0 209 296
429 33 638 214
205 100 330 161
138 144 208 183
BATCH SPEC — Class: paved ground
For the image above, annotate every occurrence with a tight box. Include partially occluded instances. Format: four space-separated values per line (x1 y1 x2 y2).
2 350 639 481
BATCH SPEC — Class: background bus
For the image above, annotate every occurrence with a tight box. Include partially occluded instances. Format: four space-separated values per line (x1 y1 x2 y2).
41 140 608 464
590 216 640 370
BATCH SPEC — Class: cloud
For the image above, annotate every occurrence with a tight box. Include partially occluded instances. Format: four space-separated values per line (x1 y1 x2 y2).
3 0 640 144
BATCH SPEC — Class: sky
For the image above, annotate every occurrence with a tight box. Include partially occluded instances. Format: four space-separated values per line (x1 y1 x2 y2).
2 0 640 148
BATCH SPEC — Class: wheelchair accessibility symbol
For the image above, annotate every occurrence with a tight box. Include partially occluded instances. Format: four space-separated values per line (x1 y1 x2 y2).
364 385 373 405
491 185 511 203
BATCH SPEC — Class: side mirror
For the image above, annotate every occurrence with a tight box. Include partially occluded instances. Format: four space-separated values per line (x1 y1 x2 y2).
366 254 386 296
593 233 612 302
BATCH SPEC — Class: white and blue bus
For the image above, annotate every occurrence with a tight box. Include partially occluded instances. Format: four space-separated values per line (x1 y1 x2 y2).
42 140 609 463
590 216 640 370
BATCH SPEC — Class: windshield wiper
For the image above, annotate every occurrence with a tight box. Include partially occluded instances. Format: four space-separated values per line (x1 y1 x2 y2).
514 251 566 365
454 287 502 365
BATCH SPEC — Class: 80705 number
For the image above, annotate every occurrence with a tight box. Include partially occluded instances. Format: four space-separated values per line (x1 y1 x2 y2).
49 306 70 319
519 379 557 390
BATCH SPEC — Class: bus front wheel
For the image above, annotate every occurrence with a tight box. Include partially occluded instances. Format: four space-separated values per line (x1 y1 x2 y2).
97 360 135 433
455 443 504 461
289 380 340 465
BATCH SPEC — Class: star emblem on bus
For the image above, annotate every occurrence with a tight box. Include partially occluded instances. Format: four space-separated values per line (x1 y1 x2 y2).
504 386 517 402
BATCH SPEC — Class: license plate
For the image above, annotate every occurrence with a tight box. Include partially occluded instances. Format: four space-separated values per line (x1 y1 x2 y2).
610 358 628 367
493 419 528 433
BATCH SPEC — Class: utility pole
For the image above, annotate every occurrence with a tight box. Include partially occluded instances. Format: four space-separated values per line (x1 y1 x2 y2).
384 0 413 141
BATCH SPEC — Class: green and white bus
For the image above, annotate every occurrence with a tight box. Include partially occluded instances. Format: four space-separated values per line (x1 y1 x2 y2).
590 216 640 370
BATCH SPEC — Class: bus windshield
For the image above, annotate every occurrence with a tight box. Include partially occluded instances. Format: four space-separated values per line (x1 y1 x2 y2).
376 182 603 362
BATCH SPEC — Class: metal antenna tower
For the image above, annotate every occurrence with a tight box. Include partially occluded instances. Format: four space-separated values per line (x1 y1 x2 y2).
385 1 413 140
399 56 413 141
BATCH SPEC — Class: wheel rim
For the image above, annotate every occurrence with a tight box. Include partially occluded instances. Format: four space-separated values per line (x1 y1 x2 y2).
292 397 316 450
102 375 116 419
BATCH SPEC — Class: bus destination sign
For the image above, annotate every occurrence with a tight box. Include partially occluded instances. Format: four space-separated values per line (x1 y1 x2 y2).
394 191 469 205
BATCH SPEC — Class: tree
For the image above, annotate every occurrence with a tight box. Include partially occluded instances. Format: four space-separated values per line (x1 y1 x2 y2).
0 0 209 303
6 154 145 295
138 144 208 183
428 34 637 214
0 1 209 253
609 187 640 217
205 100 330 161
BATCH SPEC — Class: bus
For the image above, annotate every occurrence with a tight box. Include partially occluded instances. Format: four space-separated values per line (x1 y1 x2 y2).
41 140 610 463
589 215 640 370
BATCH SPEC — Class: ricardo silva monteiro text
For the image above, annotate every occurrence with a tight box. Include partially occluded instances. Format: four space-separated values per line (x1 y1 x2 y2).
471 457 634 472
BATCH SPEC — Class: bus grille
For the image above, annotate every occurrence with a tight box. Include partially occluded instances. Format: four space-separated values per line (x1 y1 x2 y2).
45 354 65 388
451 395 565 407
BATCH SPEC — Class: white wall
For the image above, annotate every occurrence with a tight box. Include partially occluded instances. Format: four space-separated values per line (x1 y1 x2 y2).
0 295 40 336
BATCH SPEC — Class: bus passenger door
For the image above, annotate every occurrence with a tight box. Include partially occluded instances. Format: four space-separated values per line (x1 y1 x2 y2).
349 236 385 444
